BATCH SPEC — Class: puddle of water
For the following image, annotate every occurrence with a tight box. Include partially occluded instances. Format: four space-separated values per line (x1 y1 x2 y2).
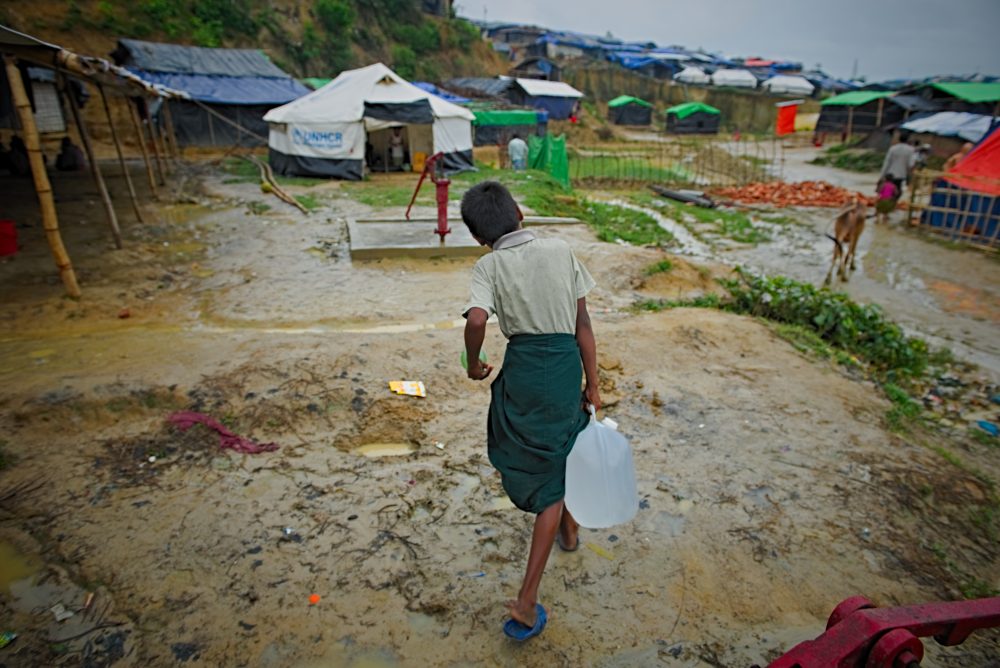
0 542 41 592
488 497 516 511
353 442 414 458
648 511 686 536
449 473 480 504
299 646 399 668
743 486 774 508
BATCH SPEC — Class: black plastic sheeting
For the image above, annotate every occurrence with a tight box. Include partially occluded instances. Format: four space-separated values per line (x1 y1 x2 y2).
610 104 651 126
665 112 720 134
114 39 291 78
167 100 270 147
363 100 434 124
269 149 364 180
269 148 473 181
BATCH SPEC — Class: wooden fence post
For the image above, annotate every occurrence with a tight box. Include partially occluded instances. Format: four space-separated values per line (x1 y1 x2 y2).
127 99 159 198
98 84 144 224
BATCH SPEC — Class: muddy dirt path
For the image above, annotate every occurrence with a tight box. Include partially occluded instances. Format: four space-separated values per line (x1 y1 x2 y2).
0 165 998 667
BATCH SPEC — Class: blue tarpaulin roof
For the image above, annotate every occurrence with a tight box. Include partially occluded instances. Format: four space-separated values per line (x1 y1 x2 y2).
128 71 309 105
114 39 308 105
413 81 470 105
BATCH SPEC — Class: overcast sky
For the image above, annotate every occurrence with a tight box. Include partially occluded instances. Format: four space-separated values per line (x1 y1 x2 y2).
458 0 999 82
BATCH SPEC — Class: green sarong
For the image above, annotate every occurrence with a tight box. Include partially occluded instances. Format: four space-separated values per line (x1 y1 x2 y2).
488 334 590 514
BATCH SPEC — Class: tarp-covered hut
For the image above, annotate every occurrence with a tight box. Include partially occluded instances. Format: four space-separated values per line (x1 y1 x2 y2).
710 68 758 89
761 75 815 96
470 108 547 146
815 90 895 134
673 66 710 85
921 122 1000 246
664 101 720 134
112 39 309 147
264 63 474 179
607 95 652 125
507 78 583 120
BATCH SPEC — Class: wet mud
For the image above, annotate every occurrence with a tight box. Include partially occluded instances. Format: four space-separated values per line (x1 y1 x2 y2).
0 162 998 666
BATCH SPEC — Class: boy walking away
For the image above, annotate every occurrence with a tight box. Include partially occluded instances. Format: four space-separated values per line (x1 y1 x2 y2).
507 134 528 171
461 181 600 641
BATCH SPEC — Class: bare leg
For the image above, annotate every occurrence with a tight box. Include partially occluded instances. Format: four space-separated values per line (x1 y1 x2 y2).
506 500 563 627
558 505 579 549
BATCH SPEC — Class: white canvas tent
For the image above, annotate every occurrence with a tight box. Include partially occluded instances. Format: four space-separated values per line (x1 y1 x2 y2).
762 75 815 96
673 66 710 85
264 62 474 179
710 68 758 89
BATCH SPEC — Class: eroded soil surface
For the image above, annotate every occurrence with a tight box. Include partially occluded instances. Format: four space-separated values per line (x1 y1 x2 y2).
1 161 998 667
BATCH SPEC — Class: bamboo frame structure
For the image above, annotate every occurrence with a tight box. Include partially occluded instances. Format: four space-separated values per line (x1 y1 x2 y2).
127 99 159 198
98 83 144 224
161 100 180 159
144 98 168 185
3 56 81 297
62 73 123 249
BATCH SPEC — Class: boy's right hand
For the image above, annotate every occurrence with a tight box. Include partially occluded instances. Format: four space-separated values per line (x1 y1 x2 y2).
583 384 601 412
467 361 494 381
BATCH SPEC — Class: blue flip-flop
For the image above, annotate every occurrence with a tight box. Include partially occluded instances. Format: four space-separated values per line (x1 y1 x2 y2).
503 604 547 641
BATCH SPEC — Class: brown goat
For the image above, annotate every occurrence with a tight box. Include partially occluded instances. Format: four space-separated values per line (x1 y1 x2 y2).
823 197 867 286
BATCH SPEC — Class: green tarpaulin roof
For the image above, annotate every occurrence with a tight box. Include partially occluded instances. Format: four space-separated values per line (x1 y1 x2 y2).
473 109 541 126
665 101 720 119
820 91 893 106
302 77 331 90
931 82 1000 104
608 95 652 108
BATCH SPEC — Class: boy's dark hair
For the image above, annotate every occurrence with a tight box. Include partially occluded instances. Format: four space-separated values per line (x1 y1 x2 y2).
898 130 911 143
461 181 520 244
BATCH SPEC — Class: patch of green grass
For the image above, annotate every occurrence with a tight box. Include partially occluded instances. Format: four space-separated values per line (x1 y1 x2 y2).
632 294 721 312
585 201 673 246
294 194 323 211
971 428 998 447
810 147 885 173
220 157 326 188
772 323 834 360
960 578 999 599
884 382 922 432
341 182 429 208
570 156 694 183
759 213 800 226
659 200 770 244
246 201 272 215
643 259 673 276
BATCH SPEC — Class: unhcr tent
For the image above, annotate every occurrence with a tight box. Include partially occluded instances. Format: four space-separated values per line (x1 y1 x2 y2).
762 75 815 96
607 95 652 125
921 123 1000 246
508 78 583 120
673 66 710 85
263 63 474 180
665 102 720 134
112 39 309 147
710 69 758 89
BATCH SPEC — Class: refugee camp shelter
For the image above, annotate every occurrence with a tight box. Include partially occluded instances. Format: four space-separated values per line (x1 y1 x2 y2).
444 77 513 100
710 68 758 89
263 63 474 179
761 75 815 96
664 102 721 134
920 123 1000 247
113 39 309 147
910 82 1000 115
607 95 653 125
1 24 177 297
815 90 895 135
673 66 710 85
509 57 560 81
470 107 547 146
901 112 998 157
507 78 583 120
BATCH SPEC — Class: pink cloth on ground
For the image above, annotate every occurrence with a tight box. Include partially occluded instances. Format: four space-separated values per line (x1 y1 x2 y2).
167 411 279 454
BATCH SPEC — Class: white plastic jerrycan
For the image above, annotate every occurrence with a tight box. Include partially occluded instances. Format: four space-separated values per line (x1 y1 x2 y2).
565 406 639 529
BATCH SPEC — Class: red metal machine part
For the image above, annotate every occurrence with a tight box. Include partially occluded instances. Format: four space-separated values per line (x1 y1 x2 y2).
405 151 450 242
768 596 1000 667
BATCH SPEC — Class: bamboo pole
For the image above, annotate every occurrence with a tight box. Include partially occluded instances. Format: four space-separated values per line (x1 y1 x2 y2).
151 101 172 175
98 84 144 224
144 98 167 185
161 99 180 159
63 74 123 249
127 99 159 199
846 107 854 140
4 57 81 298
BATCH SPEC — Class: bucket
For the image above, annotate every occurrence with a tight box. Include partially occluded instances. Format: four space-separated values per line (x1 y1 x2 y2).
0 220 16 257
412 151 427 173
